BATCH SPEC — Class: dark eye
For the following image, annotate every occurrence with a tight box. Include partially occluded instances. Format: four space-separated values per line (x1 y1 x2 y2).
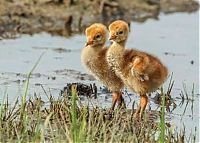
95 34 101 39
118 31 123 34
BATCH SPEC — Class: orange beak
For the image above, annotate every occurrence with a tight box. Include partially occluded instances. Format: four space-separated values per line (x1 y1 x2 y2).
85 39 93 46
109 35 116 41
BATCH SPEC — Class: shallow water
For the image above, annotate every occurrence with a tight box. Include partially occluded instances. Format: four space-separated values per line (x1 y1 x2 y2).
0 11 199 140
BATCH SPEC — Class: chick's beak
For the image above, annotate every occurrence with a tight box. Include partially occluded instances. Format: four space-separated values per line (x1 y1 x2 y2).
109 34 116 41
85 39 93 46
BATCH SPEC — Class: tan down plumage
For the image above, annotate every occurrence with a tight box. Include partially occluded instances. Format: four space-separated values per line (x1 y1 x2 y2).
107 20 168 118
81 23 125 109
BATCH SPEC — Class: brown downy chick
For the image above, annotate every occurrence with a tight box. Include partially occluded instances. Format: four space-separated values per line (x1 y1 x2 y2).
107 20 168 118
81 23 125 109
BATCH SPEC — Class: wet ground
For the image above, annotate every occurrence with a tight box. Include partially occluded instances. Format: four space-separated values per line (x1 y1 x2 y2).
0 0 199 37
0 10 199 140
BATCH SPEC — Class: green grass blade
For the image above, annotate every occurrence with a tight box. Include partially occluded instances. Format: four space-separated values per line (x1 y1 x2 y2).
159 87 165 143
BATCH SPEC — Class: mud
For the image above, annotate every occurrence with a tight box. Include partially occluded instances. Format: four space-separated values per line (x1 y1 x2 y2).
54 69 96 81
0 0 199 38
0 69 95 86
61 82 97 98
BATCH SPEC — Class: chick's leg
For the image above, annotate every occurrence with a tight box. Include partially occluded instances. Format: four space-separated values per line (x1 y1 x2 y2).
111 92 125 110
139 94 148 118
117 92 126 109
111 92 118 110
133 94 148 119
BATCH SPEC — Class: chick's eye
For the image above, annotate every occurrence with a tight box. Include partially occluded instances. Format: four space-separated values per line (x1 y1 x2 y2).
95 34 101 39
118 31 123 34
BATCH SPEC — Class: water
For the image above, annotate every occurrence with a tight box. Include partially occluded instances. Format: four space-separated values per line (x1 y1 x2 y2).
0 11 199 140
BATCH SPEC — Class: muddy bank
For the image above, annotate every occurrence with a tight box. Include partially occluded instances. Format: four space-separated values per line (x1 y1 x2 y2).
0 0 198 38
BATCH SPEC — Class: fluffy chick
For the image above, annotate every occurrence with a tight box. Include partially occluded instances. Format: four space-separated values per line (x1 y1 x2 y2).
107 20 168 118
81 23 125 109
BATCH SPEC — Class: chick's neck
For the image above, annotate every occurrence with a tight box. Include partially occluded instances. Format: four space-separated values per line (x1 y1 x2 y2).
90 44 105 52
113 39 126 48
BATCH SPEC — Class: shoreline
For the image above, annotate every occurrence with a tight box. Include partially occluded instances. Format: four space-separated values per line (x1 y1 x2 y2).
0 0 199 38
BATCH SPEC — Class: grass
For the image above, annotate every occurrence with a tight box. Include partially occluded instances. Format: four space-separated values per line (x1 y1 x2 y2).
18 53 44 142
0 61 197 142
0 92 198 142
0 86 197 142
159 87 165 143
